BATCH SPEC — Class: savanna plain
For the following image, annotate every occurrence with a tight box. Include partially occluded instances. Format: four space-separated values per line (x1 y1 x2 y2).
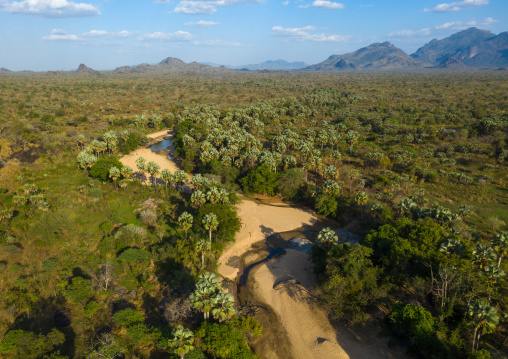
0 71 506 359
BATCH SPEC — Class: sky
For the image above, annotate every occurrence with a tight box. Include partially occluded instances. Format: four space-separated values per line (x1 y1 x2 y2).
0 0 506 71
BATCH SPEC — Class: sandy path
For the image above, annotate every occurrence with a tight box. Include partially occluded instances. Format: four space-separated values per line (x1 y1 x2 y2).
251 249 349 359
218 199 318 280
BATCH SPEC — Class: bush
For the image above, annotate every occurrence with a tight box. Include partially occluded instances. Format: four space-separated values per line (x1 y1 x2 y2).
64 277 93 304
240 164 279 196
118 248 150 263
113 308 144 327
89 158 124 181
196 322 259 359
195 203 241 245
139 209 157 227
2 244 22 256
115 224 147 245
277 168 305 199
314 194 338 217
119 131 148 154
42 258 58 271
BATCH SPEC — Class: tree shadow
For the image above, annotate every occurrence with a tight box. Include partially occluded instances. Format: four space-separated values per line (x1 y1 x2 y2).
7 294 76 358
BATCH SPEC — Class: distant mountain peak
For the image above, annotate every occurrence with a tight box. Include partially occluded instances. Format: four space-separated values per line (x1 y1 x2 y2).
411 27 508 68
76 64 98 74
159 57 185 66
305 42 427 71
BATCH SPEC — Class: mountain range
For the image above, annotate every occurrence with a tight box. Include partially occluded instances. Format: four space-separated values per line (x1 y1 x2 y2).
1 28 506 73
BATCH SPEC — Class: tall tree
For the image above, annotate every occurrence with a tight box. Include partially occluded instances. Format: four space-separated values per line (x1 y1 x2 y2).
167 326 194 359
203 213 219 249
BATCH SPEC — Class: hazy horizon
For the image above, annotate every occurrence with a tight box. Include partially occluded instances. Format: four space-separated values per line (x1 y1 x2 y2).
0 0 506 71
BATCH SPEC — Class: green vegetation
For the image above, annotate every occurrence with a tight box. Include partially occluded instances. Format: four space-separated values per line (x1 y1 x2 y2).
0 71 506 358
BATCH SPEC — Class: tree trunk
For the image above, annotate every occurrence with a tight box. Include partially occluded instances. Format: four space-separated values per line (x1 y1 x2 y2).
201 252 205 269
209 230 212 249
472 326 478 353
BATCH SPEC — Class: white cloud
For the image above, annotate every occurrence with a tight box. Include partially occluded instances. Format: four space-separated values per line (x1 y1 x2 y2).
172 0 260 15
389 28 431 37
43 28 80 41
154 0 171 3
272 25 349 42
82 30 135 38
184 20 220 26
435 17 497 30
141 31 193 41
299 0 344 9
1 0 100 17
424 0 488 12
193 39 245 46
390 17 497 38
281 0 289 5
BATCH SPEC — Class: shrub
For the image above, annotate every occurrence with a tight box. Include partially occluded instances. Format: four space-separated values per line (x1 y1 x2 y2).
42 258 58 271
64 277 92 304
89 158 124 181
115 224 147 245
240 164 279 196
118 248 150 263
2 244 22 256
113 308 144 327
196 322 258 359
139 209 157 227
195 203 241 245
119 131 148 154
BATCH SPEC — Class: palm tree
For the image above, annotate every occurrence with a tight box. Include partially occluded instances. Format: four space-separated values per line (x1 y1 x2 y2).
206 187 221 204
168 325 194 359
178 212 193 239
355 191 368 219
491 231 508 266
203 213 219 249
211 291 235 322
346 130 359 156
77 134 85 150
472 244 497 269
317 227 338 252
160 169 172 189
468 300 499 352
120 165 133 179
191 190 206 208
109 166 120 191
189 272 221 321
196 238 208 269
146 161 160 186
135 157 147 181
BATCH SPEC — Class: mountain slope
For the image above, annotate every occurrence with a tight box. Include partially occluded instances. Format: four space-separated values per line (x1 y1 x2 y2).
114 57 228 74
411 28 508 67
305 42 428 71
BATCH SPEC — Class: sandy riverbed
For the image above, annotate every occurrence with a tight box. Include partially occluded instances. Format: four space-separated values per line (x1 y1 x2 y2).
121 131 404 359
119 130 183 178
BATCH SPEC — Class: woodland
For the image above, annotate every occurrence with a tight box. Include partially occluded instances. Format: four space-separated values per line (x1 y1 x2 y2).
0 70 506 359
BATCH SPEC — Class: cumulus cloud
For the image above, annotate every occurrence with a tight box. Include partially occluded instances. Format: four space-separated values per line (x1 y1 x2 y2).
43 28 80 41
424 0 488 12
272 25 349 42
299 0 344 9
184 20 219 26
172 0 260 15
43 29 137 41
435 17 497 30
1 0 100 17
82 30 135 38
389 17 497 38
193 39 245 46
141 31 193 41
281 0 289 4
389 28 431 37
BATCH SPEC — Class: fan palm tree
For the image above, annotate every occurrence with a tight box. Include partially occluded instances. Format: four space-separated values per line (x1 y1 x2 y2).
178 212 193 239
473 244 497 269
203 213 219 249
317 227 338 252
146 161 160 186
196 238 208 269
191 190 206 208
468 300 499 352
168 325 194 359
355 191 368 219
109 166 120 191
211 292 235 322
491 231 508 266
160 169 172 189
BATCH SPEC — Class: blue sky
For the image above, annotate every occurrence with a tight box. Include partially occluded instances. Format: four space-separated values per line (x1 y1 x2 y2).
0 0 506 71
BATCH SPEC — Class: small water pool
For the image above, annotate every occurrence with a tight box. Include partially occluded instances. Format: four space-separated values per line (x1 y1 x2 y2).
149 138 172 152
